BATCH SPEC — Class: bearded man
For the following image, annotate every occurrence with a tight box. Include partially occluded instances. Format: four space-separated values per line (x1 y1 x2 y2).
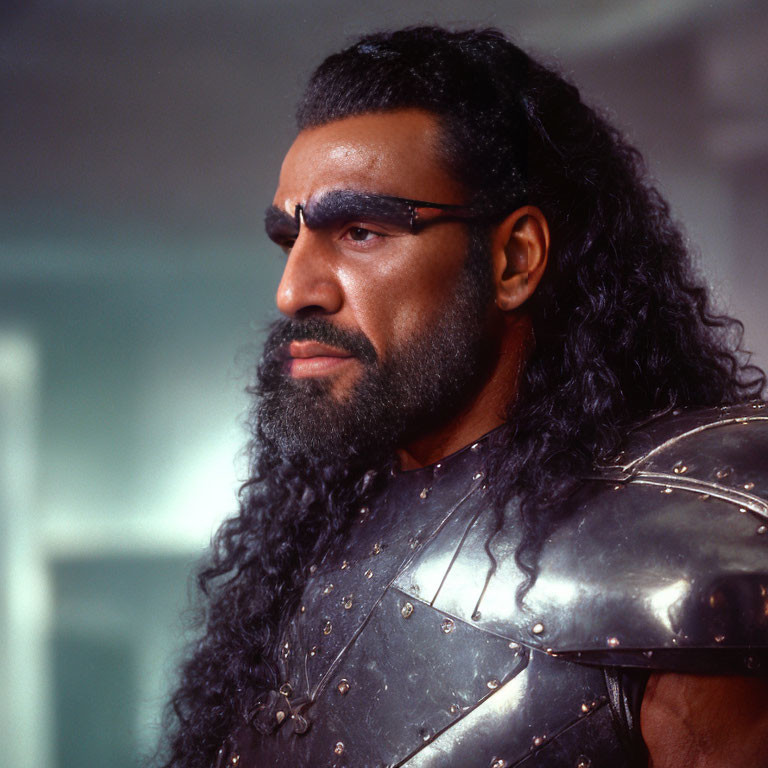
161 27 768 768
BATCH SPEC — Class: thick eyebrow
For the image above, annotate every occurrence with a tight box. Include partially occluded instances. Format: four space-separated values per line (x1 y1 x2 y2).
265 188 473 245
264 204 299 244
302 189 414 230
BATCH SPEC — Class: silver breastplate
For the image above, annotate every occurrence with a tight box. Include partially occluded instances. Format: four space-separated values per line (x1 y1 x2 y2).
220 435 640 768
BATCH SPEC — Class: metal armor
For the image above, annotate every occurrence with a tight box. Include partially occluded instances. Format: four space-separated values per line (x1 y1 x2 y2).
218 402 768 768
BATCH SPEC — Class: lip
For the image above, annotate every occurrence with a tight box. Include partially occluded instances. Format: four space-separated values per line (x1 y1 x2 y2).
288 340 353 359
286 340 354 378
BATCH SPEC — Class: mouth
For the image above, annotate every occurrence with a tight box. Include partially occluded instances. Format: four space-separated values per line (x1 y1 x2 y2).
285 340 355 378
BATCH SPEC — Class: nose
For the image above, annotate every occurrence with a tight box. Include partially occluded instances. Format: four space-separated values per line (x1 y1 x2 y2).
275 229 343 318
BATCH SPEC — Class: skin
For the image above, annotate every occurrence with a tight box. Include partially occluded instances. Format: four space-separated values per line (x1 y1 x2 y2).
641 673 768 767
270 108 768 766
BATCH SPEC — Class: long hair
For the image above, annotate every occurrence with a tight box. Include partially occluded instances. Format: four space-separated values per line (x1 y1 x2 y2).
158 26 764 767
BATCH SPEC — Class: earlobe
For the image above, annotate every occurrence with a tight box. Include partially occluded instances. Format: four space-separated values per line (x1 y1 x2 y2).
492 206 549 312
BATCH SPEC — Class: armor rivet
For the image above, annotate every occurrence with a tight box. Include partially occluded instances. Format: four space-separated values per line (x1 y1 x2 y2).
275 710 286 724
473 471 484 481
581 702 590 713
533 735 546 747
279 682 292 697
487 678 500 690
490 760 507 768
436 463 442 469
746 656 759 670
420 487 430 499
643 650 653 658
700 493 710 501
309 645 318 656
364 569 373 579
401 601 414 619
323 621 332 635
714 634 725 643
576 757 592 768
714 466 733 480
309 564 317 574
613 484 622 491
230 754 240 766
342 595 353 610
607 636 620 647
508 641 520 650
757 526 767 535
333 741 344 755
419 728 431 742
752 403 766 409
341 560 349 570
739 508 747 514
300 605 306 613
409 537 420 549
337 679 350 695
673 462 688 474
450 704 460 715
662 487 673 495
744 482 755 491
441 618 455 634
323 583 334 595
532 622 545 635
372 542 382 555
360 506 369 516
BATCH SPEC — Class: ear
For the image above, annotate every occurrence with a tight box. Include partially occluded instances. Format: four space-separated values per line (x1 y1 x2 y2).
490 206 549 312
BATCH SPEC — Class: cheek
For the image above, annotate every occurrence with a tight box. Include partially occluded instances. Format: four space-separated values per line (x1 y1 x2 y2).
339 231 468 357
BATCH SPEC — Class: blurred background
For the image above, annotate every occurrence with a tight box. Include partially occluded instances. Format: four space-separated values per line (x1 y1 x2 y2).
1 1 767 766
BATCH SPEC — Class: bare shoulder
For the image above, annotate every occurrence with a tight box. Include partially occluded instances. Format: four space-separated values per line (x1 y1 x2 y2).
641 672 768 768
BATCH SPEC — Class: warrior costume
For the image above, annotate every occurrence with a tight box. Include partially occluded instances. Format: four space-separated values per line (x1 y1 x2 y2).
217 402 768 768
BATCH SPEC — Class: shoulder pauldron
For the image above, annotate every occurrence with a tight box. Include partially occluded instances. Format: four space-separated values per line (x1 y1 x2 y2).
393 402 768 674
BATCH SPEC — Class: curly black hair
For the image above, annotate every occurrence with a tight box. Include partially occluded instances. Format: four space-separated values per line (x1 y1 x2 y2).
157 26 764 767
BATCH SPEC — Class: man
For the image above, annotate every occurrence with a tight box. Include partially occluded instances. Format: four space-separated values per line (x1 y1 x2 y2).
161 27 768 768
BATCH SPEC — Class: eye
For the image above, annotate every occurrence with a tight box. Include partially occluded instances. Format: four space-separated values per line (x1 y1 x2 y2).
343 226 384 243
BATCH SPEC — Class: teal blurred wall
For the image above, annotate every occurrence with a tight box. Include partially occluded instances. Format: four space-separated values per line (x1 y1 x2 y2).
2 1 767 766
0 222 283 766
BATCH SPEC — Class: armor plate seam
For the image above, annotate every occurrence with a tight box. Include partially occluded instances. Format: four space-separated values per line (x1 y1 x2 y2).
506 700 610 768
309 475 486 701
618 415 768 473
629 473 768 520
394 652 532 768
429 505 487 606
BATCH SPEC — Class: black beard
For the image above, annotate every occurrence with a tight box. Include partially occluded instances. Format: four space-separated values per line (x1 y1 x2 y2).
255 231 495 468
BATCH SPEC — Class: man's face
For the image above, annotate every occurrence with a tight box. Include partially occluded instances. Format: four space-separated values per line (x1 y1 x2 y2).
258 109 497 462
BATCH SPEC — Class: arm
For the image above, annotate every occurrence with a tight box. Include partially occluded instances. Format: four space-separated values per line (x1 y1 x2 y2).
640 672 768 768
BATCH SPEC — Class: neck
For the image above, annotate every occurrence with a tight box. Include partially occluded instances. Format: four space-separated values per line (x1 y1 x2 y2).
397 311 532 470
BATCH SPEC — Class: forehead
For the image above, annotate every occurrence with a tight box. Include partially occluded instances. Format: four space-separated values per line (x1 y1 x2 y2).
273 109 466 213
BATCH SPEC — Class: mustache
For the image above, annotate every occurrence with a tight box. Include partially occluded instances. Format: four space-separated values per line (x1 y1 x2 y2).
262 317 378 365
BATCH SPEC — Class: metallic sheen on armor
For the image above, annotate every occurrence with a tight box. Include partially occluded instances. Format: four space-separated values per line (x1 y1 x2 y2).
220 403 768 768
